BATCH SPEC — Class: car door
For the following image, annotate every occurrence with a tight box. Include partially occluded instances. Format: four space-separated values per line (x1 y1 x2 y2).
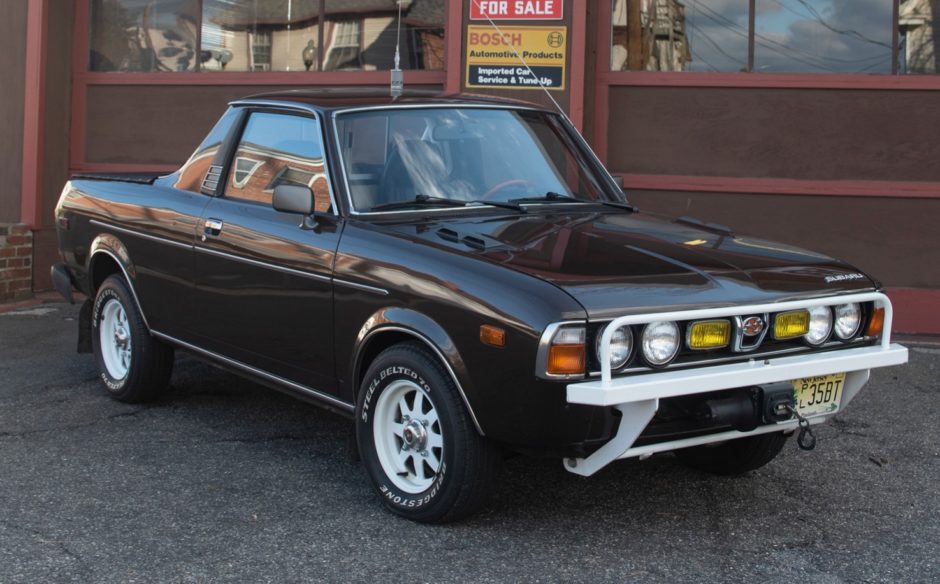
191 109 342 395
95 108 245 341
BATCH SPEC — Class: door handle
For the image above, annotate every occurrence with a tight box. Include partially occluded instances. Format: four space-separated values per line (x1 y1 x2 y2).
202 218 224 241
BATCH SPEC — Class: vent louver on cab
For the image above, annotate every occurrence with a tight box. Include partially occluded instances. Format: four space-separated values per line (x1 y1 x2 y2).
201 165 224 195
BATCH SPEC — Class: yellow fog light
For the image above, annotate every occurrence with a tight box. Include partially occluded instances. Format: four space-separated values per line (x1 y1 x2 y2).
687 320 731 349
774 310 810 340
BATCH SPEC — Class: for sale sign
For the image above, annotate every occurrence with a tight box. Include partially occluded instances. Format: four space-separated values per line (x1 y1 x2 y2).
470 1 564 20
465 25 567 90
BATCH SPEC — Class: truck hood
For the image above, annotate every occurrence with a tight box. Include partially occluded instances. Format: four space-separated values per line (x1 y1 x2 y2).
374 210 877 318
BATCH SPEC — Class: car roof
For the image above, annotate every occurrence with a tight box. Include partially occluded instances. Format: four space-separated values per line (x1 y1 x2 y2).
232 88 554 114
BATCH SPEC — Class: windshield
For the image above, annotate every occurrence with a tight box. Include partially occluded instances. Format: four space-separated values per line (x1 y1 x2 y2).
333 107 614 212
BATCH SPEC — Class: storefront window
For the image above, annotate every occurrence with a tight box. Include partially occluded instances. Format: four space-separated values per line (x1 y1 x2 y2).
200 0 321 72
899 0 939 74
321 0 445 71
611 0 918 75
90 0 199 71
611 0 749 72
754 0 893 74
90 0 445 73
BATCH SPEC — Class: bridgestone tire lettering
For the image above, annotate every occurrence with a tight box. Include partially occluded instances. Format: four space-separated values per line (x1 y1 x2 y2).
356 341 500 523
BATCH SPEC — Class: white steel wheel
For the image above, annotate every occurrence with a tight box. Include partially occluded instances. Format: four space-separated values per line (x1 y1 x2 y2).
357 342 501 522
99 298 132 380
91 274 174 403
372 379 445 494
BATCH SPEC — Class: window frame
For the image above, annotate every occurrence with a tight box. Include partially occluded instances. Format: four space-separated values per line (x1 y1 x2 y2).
330 104 626 217
219 106 339 215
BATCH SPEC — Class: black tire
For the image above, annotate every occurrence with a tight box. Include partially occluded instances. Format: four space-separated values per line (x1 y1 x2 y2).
91 274 174 403
356 342 500 523
675 432 789 475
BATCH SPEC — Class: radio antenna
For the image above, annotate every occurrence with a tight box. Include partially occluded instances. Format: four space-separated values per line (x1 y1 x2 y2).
469 0 568 120
390 0 404 98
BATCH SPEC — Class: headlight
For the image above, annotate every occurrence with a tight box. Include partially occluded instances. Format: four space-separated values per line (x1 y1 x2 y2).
833 303 862 340
804 306 833 346
641 321 680 366
595 325 633 370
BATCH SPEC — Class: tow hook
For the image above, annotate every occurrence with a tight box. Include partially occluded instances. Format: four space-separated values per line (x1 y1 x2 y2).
759 382 817 450
786 405 818 451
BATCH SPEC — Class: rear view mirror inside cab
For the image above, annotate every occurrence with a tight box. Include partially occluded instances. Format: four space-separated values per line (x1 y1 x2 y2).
431 118 483 141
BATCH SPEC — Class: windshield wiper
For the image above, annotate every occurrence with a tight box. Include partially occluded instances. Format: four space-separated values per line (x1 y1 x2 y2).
466 200 527 213
371 194 528 214
509 192 637 212
509 191 579 204
597 199 638 212
370 194 468 212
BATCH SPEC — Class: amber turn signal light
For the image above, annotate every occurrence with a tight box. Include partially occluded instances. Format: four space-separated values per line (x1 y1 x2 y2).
480 324 506 347
547 344 586 376
866 306 885 338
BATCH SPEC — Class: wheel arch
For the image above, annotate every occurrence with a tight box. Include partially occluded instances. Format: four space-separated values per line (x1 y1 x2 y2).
87 235 149 329
352 308 484 436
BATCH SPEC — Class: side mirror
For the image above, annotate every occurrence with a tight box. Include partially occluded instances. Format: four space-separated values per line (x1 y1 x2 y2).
273 184 318 229
273 184 314 214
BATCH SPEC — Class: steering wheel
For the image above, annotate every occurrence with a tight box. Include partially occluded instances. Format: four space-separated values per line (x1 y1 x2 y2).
481 179 536 200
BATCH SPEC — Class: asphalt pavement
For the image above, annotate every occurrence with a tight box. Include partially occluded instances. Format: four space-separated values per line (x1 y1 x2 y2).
0 300 937 583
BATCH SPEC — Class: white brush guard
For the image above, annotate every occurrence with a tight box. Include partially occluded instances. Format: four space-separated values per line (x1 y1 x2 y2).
564 292 909 476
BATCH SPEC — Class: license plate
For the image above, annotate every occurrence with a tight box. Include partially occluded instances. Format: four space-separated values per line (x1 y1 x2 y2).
791 373 846 416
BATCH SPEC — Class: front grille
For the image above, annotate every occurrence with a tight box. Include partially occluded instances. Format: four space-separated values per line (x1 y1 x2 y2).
587 300 878 376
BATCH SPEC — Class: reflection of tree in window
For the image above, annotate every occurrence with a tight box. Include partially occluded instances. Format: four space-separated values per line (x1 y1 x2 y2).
93 0 447 72
612 0 692 72
900 0 939 74
89 0 199 72
611 0 896 74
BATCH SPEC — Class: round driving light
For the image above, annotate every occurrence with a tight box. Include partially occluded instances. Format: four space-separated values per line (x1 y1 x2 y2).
641 321 680 366
833 303 861 340
804 306 833 346
595 325 633 370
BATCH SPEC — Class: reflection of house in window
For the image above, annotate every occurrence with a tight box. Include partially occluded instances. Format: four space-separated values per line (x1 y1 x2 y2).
900 0 938 73
266 166 319 191
250 29 272 71
232 157 264 188
197 0 444 72
325 20 362 70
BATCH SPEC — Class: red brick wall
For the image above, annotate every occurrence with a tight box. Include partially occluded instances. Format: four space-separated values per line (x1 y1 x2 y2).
0 224 33 303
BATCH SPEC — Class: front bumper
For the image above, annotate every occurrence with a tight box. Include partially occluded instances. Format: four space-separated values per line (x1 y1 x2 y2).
564 292 909 476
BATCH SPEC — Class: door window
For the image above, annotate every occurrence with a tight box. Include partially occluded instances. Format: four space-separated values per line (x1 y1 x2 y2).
225 112 333 212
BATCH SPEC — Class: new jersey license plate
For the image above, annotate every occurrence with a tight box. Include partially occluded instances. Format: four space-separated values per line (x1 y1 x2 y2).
791 372 846 416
